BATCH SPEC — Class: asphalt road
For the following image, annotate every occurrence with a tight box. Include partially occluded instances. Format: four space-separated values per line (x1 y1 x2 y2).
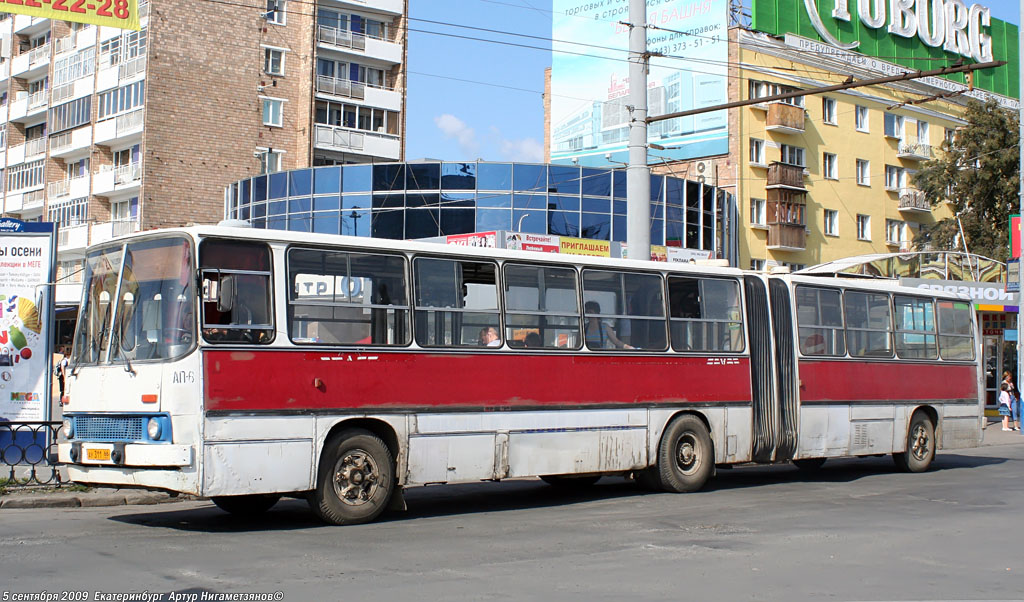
3 441 1022 601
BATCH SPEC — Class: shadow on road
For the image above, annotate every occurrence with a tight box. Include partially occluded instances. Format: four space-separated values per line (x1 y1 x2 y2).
107 451 1008 531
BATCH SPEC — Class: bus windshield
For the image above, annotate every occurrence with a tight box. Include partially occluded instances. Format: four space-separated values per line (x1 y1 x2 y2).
73 236 195 365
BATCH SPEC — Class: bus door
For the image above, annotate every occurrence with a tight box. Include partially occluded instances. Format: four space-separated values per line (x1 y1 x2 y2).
743 276 798 463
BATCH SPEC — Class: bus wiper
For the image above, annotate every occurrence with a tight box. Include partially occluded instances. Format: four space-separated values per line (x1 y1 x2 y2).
121 352 136 376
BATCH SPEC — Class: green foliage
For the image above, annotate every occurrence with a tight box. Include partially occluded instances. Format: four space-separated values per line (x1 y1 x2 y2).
913 100 1020 262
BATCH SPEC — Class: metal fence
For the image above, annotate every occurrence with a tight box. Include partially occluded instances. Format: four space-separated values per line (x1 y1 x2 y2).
0 421 63 487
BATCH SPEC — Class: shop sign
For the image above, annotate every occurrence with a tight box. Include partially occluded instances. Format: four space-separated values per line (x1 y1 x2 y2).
901 277 1019 304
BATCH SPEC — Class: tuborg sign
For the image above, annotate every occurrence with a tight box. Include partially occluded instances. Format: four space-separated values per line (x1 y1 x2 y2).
752 0 1019 98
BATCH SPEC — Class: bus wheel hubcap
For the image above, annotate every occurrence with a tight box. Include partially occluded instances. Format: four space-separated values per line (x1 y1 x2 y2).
333 450 379 506
910 426 929 461
676 435 699 474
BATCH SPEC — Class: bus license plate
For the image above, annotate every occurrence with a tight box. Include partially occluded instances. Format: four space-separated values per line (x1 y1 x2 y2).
87 448 111 461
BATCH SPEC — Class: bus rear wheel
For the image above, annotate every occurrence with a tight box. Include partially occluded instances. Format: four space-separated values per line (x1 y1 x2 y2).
650 415 714 493
212 494 281 517
893 412 935 473
310 428 394 526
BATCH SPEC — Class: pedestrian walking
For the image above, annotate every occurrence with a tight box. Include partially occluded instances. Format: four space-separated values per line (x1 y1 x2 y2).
999 382 1014 431
53 346 69 399
1002 371 1021 432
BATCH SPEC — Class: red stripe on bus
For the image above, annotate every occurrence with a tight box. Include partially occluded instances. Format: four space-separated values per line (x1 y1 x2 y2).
203 350 754 412
798 360 978 402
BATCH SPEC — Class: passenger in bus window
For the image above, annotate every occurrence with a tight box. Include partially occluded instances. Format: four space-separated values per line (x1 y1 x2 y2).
584 301 633 350
523 332 542 348
479 326 501 347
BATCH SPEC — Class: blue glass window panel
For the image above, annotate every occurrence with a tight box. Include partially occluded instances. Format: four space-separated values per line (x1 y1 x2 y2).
239 206 250 220
548 195 579 212
252 203 267 219
253 176 268 202
341 210 371 237
313 166 341 195
288 169 312 196
703 185 715 212
514 210 546 234
614 200 627 215
441 162 476 190
613 215 627 242
582 197 610 213
342 194 371 211
666 177 684 206
288 215 312 233
548 165 580 194
252 217 266 229
667 205 683 223
548 211 580 237
269 172 287 199
650 175 665 203
650 203 664 219
405 209 440 239
686 182 701 209
371 210 404 239
687 223 700 248
666 221 684 246
267 215 286 230
240 178 252 204
514 164 546 192
476 209 511 232
373 164 405 191
478 162 512 190
441 192 475 208
440 209 475 236
343 165 372 193
406 193 439 208
581 213 611 241
268 200 287 215
373 194 404 209
650 219 664 246
514 193 545 209
314 196 340 212
289 197 312 213
581 168 611 197
313 213 340 235
407 163 441 190
477 193 511 208
612 171 627 199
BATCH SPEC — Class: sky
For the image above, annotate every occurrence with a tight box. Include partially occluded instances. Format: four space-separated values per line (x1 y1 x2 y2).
404 0 1022 163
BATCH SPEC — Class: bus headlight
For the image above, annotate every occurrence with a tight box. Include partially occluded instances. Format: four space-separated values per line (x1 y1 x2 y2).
147 418 162 440
62 418 73 438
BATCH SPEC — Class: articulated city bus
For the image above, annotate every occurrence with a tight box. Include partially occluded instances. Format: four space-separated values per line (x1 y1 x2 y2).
57 225 983 524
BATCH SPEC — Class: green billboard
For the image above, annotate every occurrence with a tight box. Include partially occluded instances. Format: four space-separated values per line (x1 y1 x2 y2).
752 0 1018 98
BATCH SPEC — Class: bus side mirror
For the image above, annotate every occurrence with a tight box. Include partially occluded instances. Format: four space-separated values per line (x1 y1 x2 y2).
217 276 235 313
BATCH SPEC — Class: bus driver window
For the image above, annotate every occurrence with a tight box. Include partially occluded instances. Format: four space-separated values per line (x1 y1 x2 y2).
200 239 275 344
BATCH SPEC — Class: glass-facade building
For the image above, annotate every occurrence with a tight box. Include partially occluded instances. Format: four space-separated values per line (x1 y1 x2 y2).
225 162 735 256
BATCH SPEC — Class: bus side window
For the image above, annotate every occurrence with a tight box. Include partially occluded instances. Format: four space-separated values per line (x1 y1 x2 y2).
795 286 845 356
669 276 744 353
414 257 500 348
894 295 937 359
844 291 893 357
200 239 275 344
503 263 581 349
581 269 667 351
938 300 975 360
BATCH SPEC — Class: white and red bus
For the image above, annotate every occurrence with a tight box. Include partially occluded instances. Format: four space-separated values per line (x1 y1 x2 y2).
57 225 983 524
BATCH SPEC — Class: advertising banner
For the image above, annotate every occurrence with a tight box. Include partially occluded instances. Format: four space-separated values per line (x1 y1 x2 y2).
0 220 55 423
550 0 730 167
505 232 560 253
446 231 497 248
1011 214 1019 259
0 0 140 31
560 236 611 257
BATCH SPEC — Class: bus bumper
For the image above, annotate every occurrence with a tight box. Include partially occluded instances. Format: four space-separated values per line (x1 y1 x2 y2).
58 442 193 467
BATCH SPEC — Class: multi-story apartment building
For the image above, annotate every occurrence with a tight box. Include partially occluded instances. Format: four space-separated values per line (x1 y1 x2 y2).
0 0 408 319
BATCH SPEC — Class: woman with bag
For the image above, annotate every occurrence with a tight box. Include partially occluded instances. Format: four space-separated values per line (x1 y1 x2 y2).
1002 372 1020 432
999 382 1014 431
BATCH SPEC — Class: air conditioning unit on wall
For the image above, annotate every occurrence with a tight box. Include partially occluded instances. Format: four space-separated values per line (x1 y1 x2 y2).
694 160 717 186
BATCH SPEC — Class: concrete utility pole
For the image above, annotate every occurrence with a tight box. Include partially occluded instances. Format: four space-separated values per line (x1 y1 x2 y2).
626 0 651 261
1017 0 1022 397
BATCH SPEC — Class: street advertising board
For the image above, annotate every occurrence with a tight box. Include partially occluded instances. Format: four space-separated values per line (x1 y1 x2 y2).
1008 259 1020 293
446 231 497 248
751 0 1019 103
550 0 730 167
559 237 611 257
0 0 140 30
1011 214 1019 259
0 220 56 424
505 232 560 253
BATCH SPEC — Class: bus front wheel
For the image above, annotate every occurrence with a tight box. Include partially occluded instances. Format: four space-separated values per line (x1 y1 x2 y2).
893 413 935 473
211 494 281 517
650 415 714 493
310 428 395 525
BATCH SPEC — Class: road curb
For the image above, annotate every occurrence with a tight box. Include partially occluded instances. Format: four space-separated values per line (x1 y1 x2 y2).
0 491 193 509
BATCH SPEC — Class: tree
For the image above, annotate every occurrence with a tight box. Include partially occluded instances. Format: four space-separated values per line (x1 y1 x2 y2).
913 99 1020 262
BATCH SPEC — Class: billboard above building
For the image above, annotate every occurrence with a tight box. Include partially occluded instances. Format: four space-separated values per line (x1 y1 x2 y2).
751 0 1018 99
0 0 140 30
550 0 730 167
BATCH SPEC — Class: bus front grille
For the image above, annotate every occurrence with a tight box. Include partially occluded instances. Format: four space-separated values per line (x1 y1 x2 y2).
72 415 145 442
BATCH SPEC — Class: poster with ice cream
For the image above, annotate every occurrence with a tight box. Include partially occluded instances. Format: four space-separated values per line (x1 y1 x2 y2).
0 219 56 423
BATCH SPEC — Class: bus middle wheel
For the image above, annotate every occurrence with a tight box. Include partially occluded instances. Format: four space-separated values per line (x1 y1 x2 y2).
651 414 714 493
310 428 395 525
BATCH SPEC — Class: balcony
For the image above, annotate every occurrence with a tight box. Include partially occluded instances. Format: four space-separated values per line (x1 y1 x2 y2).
897 140 933 161
12 43 50 78
765 102 805 134
58 223 90 252
54 34 76 55
94 109 144 146
897 189 931 214
91 219 140 245
765 162 806 190
50 125 93 158
6 137 45 164
21 189 44 211
315 75 402 111
94 163 142 195
47 175 90 200
327 0 403 14
119 56 146 80
0 61 9 81
314 124 401 160
767 223 806 251
316 25 403 64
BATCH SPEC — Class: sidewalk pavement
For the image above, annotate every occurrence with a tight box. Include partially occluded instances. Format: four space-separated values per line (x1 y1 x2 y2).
3 419 1022 510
